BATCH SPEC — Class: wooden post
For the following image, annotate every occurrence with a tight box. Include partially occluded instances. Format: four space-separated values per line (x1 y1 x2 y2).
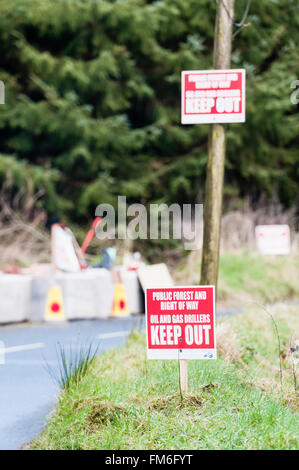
179 359 188 392
200 0 235 293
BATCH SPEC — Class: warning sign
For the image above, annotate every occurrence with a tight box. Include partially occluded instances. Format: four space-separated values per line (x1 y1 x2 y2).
146 286 216 360
181 69 245 124
255 225 291 255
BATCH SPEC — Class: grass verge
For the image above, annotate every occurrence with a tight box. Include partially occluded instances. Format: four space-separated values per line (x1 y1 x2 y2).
218 253 299 306
31 304 299 450
176 253 299 308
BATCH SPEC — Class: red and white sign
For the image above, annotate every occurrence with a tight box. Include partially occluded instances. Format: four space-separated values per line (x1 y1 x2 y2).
146 286 216 360
181 69 245 124
255 225 291 255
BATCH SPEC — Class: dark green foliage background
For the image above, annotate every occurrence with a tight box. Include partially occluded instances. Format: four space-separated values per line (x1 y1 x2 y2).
0 0 298 223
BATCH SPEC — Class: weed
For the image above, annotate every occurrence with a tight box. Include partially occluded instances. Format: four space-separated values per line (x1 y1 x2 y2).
148 393 202 412
87 400 126 427
46 341 99 390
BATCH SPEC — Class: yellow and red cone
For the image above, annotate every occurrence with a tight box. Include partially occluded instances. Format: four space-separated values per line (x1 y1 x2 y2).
44 284 66 322
111 283 129 317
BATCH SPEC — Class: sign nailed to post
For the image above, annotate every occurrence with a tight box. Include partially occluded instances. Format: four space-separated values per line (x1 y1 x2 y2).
181 69 246 124
146 286 216 360
255 224 291 255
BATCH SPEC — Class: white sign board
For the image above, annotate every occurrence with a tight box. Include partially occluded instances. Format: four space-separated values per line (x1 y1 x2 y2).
53 225 81 272
138 263 174 291
181 69 246 124
255 225 291 255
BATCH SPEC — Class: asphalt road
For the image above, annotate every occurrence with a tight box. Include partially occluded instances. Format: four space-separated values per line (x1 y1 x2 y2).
0 316 144 450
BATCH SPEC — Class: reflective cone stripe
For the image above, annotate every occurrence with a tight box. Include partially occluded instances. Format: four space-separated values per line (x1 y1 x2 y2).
111 283 129 317
44 284 66 321
51 302 60 312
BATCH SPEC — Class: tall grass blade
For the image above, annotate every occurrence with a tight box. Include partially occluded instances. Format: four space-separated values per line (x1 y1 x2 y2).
44 340 99 390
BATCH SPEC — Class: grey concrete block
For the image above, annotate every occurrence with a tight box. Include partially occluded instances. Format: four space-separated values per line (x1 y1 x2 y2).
30 277 51 322
1 268 143 324
119 269 144 314
91 268 114 318
30 270 114 322
56 271 98 320
0 275 31 323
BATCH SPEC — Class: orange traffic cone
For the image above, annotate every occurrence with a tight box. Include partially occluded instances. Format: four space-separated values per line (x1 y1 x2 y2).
111 283 130 317
44 284 66 322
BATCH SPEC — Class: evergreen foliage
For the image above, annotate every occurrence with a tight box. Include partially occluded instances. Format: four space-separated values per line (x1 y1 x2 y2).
0 0 298 222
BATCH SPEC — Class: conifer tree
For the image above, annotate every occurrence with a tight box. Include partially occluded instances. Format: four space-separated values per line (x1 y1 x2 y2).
0 0 298 222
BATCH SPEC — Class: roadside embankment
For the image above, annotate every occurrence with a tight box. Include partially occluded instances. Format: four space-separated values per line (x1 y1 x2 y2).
30 303 299 450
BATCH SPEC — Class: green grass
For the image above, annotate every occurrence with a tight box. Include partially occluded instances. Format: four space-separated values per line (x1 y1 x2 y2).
217 253 299 306
46 341 99 390
31 305 299 450
175 253 299 308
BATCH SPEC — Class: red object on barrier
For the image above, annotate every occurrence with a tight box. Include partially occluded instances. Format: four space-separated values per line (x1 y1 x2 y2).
80 217 102 255
51 302 60 313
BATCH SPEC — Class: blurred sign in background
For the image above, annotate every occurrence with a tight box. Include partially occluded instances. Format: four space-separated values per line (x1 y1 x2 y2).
255 225 291 255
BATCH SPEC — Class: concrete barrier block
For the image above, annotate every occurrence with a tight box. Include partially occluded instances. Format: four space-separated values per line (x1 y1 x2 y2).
30 270 114 322
56 271 98 320
90 268 114 318
119 269 144 314
30 277 51 322
0 274 31 323
5 268 143 324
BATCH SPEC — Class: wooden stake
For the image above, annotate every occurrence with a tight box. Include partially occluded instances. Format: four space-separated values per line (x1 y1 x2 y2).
179 359 188 392
200 0 235 294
